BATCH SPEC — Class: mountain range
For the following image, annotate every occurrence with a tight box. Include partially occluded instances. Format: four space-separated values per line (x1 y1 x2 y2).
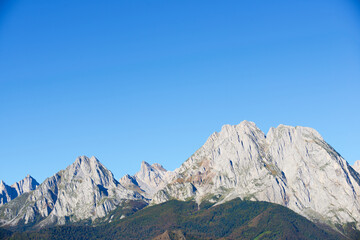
0 175 39 206
1 120 360 238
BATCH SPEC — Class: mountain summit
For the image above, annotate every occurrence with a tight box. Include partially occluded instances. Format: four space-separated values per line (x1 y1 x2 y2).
0 156 145 227
0 175 39 206
152 121 360 229
120 161 174 198
1 121 359 232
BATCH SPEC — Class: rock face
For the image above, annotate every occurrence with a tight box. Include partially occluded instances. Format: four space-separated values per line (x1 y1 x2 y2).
0 156 145 227
152 121 360 228
0 181 17 206
0 175 39 206
120 161 174 198
353 160 360 174
11 175 39 197
1 120 359 231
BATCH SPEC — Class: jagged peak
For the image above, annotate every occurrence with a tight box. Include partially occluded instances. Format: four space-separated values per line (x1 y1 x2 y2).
141 160 151 168
63 155 117 188
238 120 257 127
266 124 295 136
213 120 263 139
210 121 256 135
220 124 232 131
122 174 131 178
71 155 104 169
220 120 258 132
276 123 292 128
0 176 39 190
232 122 322 139
66 156 112 177
74 155 87 165
137 161 167 175
0 180 7 190
201 121 266 150
275 124 320 135
138 161 151 173
23 174 36 181
119 174 139 187
266 124 323 142
151 163 167 172
11 175 39 185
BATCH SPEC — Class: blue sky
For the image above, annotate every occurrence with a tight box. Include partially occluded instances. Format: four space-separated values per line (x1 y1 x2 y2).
0 0 359 184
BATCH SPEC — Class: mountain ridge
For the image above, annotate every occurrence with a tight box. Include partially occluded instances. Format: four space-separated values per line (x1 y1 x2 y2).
0 175 39 207
151 121 360 229
0 156 146 228
0 120 359 235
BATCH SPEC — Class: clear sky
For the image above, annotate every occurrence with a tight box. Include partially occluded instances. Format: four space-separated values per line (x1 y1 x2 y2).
0 0 359 184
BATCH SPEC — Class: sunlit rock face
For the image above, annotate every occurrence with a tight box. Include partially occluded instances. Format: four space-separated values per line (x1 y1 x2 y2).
1 120 359 230
120 161 175 199
0 175 39 206
152 121 360 228
0 156 145 227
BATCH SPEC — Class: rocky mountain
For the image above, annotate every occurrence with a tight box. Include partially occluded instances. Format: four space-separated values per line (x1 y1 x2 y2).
119 161 174 198
152 121 360 230
0 181 16 207
11 175 39 197
0 156 145 227
353 160 360 174
1 120 359 234
0 175 39 206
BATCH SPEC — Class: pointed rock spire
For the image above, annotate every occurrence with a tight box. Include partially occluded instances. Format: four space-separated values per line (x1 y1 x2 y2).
0 156 145 227
11 174 39 196
0 180 7 194
0 175 39 206
119 161 174 198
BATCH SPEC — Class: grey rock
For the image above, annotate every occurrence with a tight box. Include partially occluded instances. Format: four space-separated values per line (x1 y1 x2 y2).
0 175 39 206
152 121 360 229
0 156 145 227
120 161 174 198
1 120 359 231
